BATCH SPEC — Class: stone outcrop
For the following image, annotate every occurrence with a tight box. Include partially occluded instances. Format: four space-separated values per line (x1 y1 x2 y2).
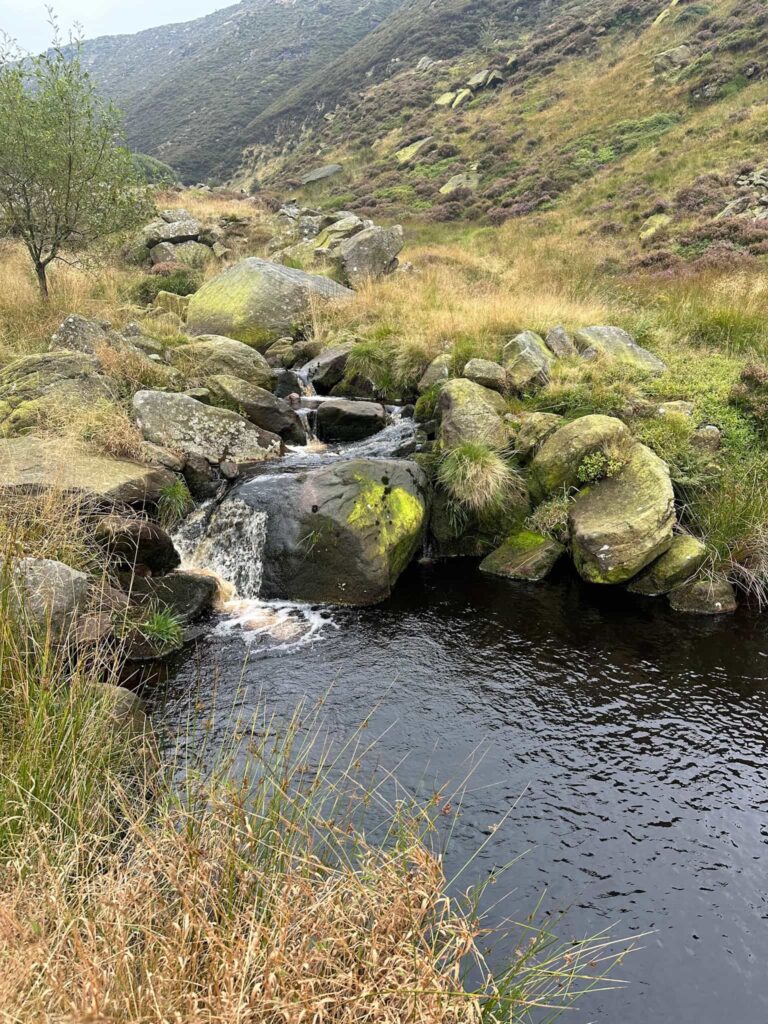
502 331 555 392
418 353 452 393
132 390 282 464
169 335 274 389
7 557 89 636
529 414 632 499
462 358 506 392
337 226 404 287
573 326 666 373
0 351 112 435
438 378 508 448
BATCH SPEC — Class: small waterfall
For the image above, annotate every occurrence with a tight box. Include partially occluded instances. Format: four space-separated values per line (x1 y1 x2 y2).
174 498 268 599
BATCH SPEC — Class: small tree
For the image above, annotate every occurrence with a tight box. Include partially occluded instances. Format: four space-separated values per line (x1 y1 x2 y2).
0 20 150 297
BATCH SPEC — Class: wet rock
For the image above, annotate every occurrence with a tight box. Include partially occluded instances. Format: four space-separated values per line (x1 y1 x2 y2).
234 458 428 605
569 443 676 584
7 557 89 636
502 331 554 393
544 325 577 358
429 487 529 558
462 358 506 392
316 398 387 442
124 569 219 623
628 534 708 596
132 390 282 464
264 337 297 368
529 414 632 500
0 436 176 508
438 378 508 448
480 530 564 581
169 335 274 390
573 326 666 373
669 578 737 615
182 452 220 500
274 370 309 399
94 516 180 574
208 375 307 444
301 342 355 393
186 257 352 348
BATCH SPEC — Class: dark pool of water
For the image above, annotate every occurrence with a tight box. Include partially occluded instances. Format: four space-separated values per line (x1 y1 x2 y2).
153 560 768 1024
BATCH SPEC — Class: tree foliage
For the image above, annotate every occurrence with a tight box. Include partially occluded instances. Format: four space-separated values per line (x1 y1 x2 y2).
0 21 151 296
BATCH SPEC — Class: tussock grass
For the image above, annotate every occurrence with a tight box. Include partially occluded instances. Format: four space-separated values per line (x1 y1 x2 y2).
438 442 524 515
42 397 146 461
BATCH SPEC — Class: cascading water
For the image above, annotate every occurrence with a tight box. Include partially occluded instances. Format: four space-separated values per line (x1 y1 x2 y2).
173 496 333 652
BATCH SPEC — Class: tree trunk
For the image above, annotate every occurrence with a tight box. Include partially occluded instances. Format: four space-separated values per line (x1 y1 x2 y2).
35 262 49 300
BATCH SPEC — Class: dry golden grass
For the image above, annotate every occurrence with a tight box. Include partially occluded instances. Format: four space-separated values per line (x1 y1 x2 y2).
40 398 146 461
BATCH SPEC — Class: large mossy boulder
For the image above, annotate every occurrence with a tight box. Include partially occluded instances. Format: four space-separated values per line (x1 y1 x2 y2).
573 326 666 373
569 443 676 584
463 358 506 392
513 412 563 461
0 437 176 508
169 336 274 389
233 458 428 605
0 352 112 435
627 534 708 596
186 257 353 349
438 378 508 449
502 331 554 393
529 414 632 500
480 531 564 581
208 375 306 444
132 391 282 464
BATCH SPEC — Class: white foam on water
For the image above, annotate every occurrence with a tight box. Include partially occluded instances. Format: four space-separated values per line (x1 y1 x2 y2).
173 496 334 651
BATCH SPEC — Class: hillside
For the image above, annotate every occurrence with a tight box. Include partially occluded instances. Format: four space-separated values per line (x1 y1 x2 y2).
79 0 404 182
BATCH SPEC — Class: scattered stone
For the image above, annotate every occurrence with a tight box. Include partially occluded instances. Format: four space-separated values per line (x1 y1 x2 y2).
544 325 577 358
143 218 202 247
300 163 343 185
208 375 307 444
463 358 506 392
8 557 89 636
394 137 433 164
669 578 738 615
529 414 632 499
233 458 429 605
480 531 564 581
628 534 708 596
657 400 695 418
514 412 564 461
264 337 297 368
692 424 722 451
503 331 555 392
438 378 508 448
337 225 404 288
140 442 185 472
169 335 274 389
573 326 667 373
186 257 353 348
301 342 355 393
452 89 473 108
132 390 282 464
439 172 480 195
169 240 214 268
274 369 309 399
418 353 452 393
435 91 457 107
569 443 676 584
316 399 387 442
653 44 694 74
50 314 111 353
639 213 672 241
94 516 180 574
182 452 220 500
0 436 176 507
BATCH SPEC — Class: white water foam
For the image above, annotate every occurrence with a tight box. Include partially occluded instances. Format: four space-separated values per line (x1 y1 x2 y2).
173 497 333 652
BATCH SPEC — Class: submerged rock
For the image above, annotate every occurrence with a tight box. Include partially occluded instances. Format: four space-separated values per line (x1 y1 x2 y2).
438 377 508 448
480 531 564 581
234 458 428 605
628 534 708 596
569 443 676 584
669 578 738 615
186 257 353 348
132 390 282 464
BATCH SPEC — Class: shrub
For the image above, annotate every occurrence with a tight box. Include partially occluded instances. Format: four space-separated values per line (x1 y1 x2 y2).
576 446 627 485
131 269 200 305
525 490 573 543
437 441 522 514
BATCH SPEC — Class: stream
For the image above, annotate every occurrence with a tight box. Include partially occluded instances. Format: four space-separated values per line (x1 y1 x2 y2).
153 398 768 1024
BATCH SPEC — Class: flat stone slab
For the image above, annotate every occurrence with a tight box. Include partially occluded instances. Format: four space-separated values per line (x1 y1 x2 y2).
480 531 564 581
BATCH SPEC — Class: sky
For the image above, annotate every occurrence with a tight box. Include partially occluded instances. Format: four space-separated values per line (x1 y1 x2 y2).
0 0 233 52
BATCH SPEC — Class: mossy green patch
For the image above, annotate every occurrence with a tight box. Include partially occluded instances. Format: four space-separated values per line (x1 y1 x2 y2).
347 476 425 579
